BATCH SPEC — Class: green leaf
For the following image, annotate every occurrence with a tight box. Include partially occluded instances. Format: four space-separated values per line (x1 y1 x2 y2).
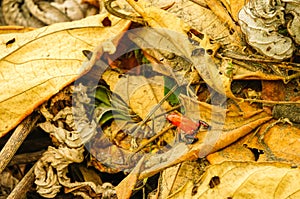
94 85 111 106
164 76 182 106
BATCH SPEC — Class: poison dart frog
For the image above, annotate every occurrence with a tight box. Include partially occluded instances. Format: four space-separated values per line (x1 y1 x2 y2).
166 112 209 143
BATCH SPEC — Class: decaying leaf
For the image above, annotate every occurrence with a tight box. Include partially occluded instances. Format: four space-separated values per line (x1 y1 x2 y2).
163 0 242 46
245 120 300 165
115 156 145 199
158 160 208 198
206 134 256 164
168 161 300 199
0 169 19 197
35 83 118 198
238 0 300 59
0 14 131 137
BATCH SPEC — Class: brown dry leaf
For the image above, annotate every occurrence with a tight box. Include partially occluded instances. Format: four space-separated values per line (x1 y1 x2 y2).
165 0 242 46
168 161 300 199
206 133 256 164
137 97 271 180
219 59 289 100
219 0 247 22
245 121 300 166
158 160 207 198
261 81 286 102
102 71 170 133
0 14 131 137
205 101 267 164
204 0 241 37
115 156 145 199
125 0 228 96
179 95 272 157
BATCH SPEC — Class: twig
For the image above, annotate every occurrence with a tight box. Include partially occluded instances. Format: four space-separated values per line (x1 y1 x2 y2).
131 124 175 155
7 163 36 199
8 150 45 166
243 98 300 104
104 0 145 24
0 112 40 174
130 84 179 136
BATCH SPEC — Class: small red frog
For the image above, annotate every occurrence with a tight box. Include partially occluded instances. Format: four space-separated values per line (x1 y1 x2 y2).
166 112 209 143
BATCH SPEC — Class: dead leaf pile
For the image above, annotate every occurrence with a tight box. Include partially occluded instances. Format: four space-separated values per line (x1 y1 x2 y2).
0 0 300 198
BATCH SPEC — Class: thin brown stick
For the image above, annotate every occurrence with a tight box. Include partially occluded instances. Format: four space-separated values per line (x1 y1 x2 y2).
131 124 175 155
220 51 300 68
243 98 300 104
0 112 40 174
8 150 45 166
7 163 36 199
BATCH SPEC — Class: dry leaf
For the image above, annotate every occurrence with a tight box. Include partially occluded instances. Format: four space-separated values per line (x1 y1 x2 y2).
206 134 256 164
228 0 247 21
136 96 271 180
0 14 131 137
238 0 295 59
168 161 300 199
204 0 240 35
115 156 145 199
245 121 300 165
166 0 242 46
158 160 207 198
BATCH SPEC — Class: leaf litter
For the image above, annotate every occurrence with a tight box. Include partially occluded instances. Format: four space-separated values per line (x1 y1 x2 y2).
0 0 300 198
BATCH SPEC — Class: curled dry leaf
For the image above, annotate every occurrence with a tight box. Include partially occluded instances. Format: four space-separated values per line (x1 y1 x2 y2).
238 0 300 59
2 0 98 27
168 161 300 199
204 0 242 39
34 146 85 198
36 83 115 198
219 0 246 22
0 14 131 138
0 169 19 195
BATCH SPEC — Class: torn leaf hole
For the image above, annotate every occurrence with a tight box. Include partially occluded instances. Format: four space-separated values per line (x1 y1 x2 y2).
192 185 198 196
206 49 213 55
209 176 220 188
102 17 112 27
82 50 93 60
245 145 264 161
6 38 15 46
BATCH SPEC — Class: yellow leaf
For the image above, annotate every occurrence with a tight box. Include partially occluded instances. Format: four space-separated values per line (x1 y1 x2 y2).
169 161 300 199
0 14 131 137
